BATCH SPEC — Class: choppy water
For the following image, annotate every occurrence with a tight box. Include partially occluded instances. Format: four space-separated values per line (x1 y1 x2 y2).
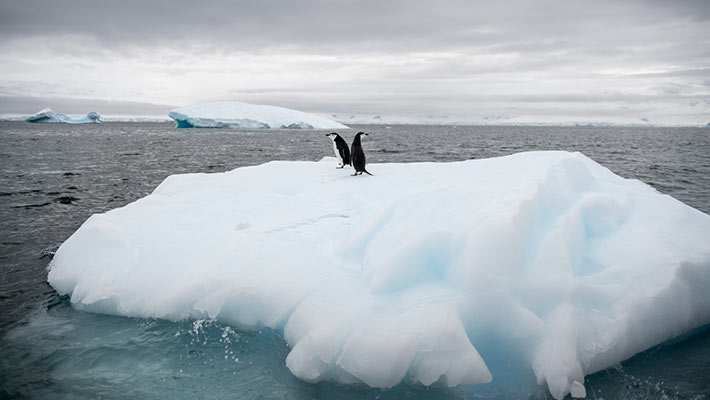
1 121 709 399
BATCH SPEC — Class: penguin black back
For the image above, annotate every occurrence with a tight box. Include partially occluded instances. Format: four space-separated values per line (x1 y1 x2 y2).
351 132 372 176
326 132 351 168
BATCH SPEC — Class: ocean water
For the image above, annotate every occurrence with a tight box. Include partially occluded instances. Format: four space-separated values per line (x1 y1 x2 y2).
1 121 709 399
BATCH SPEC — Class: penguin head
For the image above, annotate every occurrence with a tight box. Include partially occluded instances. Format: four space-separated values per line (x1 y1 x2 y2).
326 132 340 140
355 131 369 138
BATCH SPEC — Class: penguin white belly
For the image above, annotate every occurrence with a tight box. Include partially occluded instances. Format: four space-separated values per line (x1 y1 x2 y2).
332 141 343 166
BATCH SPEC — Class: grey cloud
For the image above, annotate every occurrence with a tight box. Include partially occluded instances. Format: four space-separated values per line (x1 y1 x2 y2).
1 0 708 125
1 0 708 54
0 95 175 116
625 68 710 79
0 0 468 50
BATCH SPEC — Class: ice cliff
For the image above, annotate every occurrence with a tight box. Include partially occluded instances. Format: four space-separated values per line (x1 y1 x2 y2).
47 151 710 399
168 101 348 129
26 108 102 124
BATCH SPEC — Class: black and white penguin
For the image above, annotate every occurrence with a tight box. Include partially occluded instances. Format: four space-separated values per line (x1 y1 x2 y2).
351 132 372 176
325 132 351 168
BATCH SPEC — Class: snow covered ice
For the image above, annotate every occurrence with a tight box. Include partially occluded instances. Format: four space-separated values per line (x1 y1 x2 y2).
47 151 710 399
26 108 102 123
168 101 348 129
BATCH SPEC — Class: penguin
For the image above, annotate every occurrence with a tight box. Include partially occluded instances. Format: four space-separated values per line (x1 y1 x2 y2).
350 132 372 176
325 132 351 168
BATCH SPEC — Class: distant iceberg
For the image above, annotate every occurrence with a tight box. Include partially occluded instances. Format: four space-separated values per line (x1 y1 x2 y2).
47 151 710 399
26 108 102 124
168 101 348 129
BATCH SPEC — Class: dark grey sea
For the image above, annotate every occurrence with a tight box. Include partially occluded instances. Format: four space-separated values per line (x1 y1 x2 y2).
1 121 709 399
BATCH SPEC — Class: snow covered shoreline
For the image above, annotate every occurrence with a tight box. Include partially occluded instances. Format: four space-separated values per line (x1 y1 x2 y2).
47 151 710 399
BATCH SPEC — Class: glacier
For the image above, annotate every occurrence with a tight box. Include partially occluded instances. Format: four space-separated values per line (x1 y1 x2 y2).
168 101 348 129
26 108 102 124
47 151 710 399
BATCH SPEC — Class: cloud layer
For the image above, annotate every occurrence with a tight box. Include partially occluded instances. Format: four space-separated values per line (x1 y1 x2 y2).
1 0 708 124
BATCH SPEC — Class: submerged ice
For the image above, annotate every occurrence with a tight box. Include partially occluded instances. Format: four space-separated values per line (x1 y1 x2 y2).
168 101 348 129
26 108 102 124
47 151 710 399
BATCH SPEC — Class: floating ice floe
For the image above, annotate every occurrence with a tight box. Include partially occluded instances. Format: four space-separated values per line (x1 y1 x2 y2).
168 101 348 129
26 108 102 124
47 151 710 399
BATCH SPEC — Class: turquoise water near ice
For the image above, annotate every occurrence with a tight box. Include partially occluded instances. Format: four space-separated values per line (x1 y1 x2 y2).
3 295 708 399
1 122 709 399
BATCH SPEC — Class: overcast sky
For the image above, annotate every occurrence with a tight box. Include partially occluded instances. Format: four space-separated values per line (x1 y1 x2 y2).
1 0 708 125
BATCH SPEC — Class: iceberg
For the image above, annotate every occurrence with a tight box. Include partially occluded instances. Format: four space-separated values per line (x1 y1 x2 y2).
168 101 348 129
47 151 710 399
26 108 102 124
